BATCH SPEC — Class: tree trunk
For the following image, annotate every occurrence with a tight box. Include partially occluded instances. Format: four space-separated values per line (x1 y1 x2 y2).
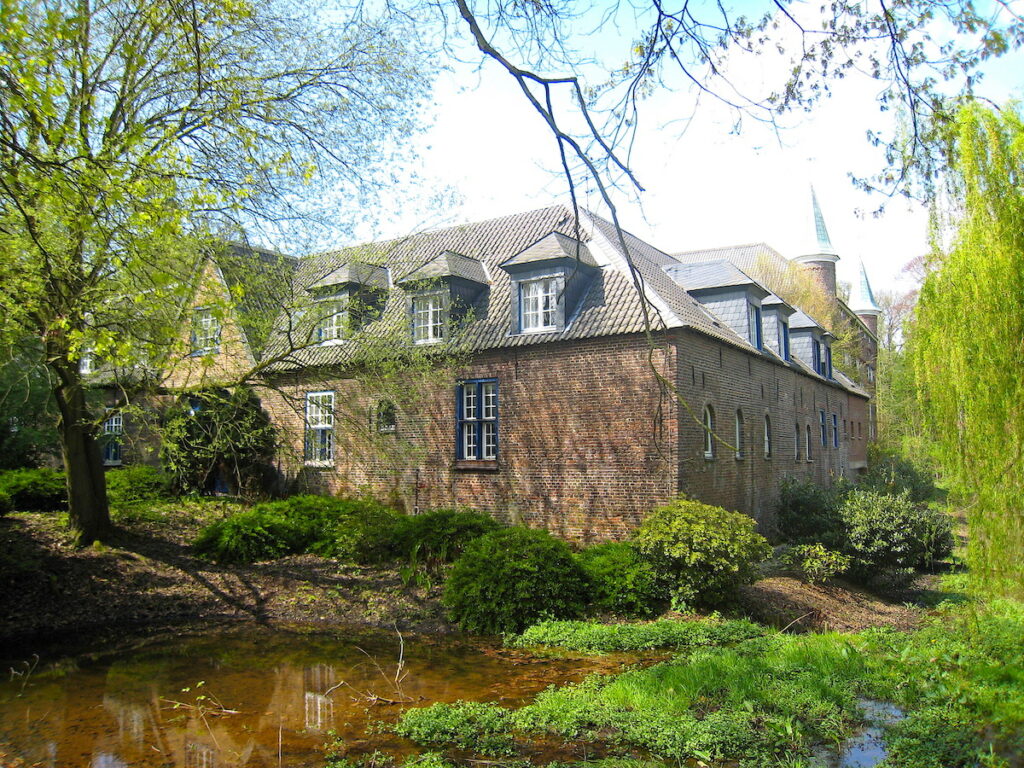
52 368 111 545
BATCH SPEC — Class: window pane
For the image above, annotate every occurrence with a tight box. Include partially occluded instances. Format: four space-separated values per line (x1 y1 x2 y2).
482 382 497 419
482 421 497 459
462 422 478 459
463 385 477 419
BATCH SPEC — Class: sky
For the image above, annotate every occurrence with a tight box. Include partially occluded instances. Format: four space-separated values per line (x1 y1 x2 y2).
350 1 1024 298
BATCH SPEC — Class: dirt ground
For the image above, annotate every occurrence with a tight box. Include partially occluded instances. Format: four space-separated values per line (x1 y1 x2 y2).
0 505 945 659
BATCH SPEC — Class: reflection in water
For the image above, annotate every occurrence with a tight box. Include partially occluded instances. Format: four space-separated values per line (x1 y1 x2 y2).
1 626 633 768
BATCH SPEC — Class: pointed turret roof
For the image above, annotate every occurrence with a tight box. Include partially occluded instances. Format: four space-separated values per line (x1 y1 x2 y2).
794 185 839 263
848 257 881 315
810 186 838 256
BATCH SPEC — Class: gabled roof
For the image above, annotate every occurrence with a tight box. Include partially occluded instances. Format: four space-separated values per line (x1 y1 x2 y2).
500 231 599 269
397 250 489 285
308 262 389 292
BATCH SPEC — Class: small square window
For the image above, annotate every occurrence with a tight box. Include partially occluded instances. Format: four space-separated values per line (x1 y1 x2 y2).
191 307 221 354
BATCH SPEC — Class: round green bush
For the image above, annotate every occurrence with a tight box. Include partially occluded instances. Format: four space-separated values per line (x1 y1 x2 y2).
105 465 173 506
632 496 772 608
0 467 67 511
442 527 589 634
575 541 663 618
774 478 846 546
838 489 937 578
779 543 852 584
397 507 500 564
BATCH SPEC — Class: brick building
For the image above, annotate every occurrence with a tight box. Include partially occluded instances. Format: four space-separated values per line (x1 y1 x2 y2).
105 198 879 541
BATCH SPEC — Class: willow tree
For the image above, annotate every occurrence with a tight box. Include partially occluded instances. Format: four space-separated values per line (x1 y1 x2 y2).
0 0 424 543
913 102 1024 597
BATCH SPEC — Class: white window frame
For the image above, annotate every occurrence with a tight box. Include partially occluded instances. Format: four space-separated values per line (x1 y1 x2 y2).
458 380 498 461
102 409 123 466
304 391 335 466
520 277 560 332
191 307 221 355
764 414 772 458
315 299 347 344
734 410 745 459
703 405 715 459
806 424 813 462
411 290 448 344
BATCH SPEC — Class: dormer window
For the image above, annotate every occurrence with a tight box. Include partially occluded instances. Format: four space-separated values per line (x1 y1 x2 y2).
315 299 347 343
411 290 448 344
746 303 763 350
521 277 560 332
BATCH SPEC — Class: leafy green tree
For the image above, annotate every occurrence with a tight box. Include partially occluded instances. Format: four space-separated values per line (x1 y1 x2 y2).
0 341 57 468
0 0 424 543
912 101 1024 597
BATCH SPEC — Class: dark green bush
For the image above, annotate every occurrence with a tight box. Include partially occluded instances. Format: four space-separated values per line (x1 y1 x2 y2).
442 527 589 634
0 491 11 517
861 445 939 504
0 467 67 511
774 477 846 546
193 494 404 564
838 490 935 579
632 496 771 608
779 543 852 584
916 503 955 568
575 541 663 618
105 465 173 506
396 507 500 564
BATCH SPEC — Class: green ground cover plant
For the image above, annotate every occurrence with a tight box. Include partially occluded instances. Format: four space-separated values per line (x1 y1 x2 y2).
442 527 588 634
105 465 173 507
193 495 403 564
0 467 67 511
509 618 766 652
632 495 771 608
575 541 663 618
778 543 852 585
394 507 499 565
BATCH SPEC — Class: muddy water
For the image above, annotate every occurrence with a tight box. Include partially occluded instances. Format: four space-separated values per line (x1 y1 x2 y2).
0 625 641 768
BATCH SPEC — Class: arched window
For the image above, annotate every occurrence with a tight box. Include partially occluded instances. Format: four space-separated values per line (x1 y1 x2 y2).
703 405 715 458
375 399 397 434
805 424 813 461
764 415 772 458
734 410 745 460
794 422 801 460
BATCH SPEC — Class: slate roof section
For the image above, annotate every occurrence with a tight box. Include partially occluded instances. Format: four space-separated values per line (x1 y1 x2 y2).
500 231 599 269
663 260 768 295
308 262 389 292
255 204 864 399
672 242 788 276
810 186 838 256
397 251 489 285
848 257 882 314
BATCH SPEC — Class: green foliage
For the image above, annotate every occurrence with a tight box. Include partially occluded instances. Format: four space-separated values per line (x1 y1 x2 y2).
0 490 10 517
838 490 939 579
509 618 766 652
913 102 1024 597
860 445 939 504
395 507 500 564
395 701 515 755
160 388 277 497
0 467 66 511
880 706 984 768
442 527 589 634
575 541 663 618
774 478 846 546
779 544 852 584
632 496 771 608
105 466 173 507
193 495 403 564
0 348 57 469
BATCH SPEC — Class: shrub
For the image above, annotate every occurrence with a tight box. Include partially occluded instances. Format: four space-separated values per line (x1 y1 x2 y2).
442 527 589 634
396 507 500 564
0 467 67 511
0 491 11 517
779 543 852 584
193 494 404 564
916 503 955 568
632 496 771 608
838 490 935 578
105 465 173 506
575 541 663 618
774 477 845 546
861 445 939 504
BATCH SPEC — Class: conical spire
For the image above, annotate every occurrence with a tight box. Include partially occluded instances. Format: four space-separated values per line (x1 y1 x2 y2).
848 257 881 315
810 186 838 257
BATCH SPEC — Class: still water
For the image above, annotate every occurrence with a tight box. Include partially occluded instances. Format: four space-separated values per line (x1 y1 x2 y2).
0 625 635 768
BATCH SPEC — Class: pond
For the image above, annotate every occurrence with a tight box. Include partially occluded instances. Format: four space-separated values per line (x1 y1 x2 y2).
0 625 641 768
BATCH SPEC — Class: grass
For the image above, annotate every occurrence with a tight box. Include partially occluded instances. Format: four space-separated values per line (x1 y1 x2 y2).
396 586 1024 768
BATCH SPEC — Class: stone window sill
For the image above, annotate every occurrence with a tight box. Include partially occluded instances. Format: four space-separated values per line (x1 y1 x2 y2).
455 459 499 472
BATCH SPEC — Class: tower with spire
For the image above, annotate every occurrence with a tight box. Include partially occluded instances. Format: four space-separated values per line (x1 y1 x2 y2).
793 186 840 297
847 258 882 336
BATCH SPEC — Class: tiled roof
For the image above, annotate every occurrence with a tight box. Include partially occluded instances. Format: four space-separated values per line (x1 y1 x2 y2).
500 231 599 269
663 260 767 293
397 250 489 285
672 242 787 275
